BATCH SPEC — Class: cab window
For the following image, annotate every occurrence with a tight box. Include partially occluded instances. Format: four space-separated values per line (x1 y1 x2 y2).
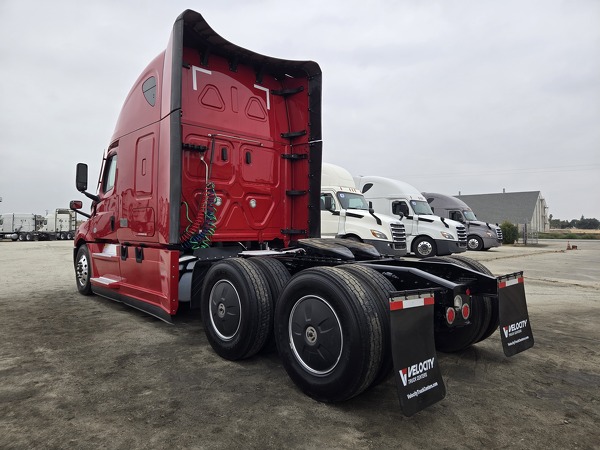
102 154 118 193
449 211 464 222
320 193 336 211
392 201 410 216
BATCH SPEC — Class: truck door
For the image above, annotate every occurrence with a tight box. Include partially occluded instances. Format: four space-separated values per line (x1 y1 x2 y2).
92 152 120 242
392 200 414 235
320 192 340 237
86 152 122 284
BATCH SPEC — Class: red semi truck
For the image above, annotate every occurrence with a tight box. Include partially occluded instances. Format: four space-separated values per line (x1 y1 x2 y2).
70 10 533 416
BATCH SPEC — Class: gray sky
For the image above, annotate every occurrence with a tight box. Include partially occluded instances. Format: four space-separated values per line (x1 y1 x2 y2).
1 0 599 220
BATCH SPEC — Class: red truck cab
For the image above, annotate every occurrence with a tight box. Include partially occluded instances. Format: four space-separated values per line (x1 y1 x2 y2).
72 10 322 321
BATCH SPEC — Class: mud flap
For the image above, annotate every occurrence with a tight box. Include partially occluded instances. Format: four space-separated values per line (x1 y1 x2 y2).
390 291 446 416
498 273 534 356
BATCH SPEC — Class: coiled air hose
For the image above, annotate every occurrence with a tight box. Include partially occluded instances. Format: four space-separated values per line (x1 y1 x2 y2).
180 182 217 250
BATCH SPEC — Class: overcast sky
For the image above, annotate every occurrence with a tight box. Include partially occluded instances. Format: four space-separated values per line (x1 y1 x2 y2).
1 0 599 221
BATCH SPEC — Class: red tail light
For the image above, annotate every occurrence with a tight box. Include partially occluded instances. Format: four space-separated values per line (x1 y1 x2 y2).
461 303 470 320
446 307 456 324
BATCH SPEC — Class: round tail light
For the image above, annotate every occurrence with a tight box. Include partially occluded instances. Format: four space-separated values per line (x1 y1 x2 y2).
446 307 456 324
461 303 470 320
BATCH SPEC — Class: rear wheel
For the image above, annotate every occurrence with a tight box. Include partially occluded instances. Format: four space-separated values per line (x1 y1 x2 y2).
201 258 272 360
338 264 395 386
75 245 93 295
413 236 437 258
246 257 291 353
274 267 383 402
447 255 499 342
425 256 492 352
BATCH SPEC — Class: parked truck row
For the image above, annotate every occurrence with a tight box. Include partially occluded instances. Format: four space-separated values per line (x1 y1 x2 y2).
0 209 77 241
69 10 533 416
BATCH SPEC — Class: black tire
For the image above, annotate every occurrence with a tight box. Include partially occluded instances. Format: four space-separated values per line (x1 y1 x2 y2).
467 235 484 251
201 258 272 361
274 267 383 402
424 256 492 352
447 255 499 343
246 257 291 307
75 245 93 295
25 233 33 241
413 236 437 258
447 255 493 276
246 257 291 353
18 234 24 241
338 264 395 386
67 232 74 240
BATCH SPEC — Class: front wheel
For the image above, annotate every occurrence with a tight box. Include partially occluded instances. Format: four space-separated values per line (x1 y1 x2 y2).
413 236 437 258
274 267 383 403
75 245 93 295
467 235 484 251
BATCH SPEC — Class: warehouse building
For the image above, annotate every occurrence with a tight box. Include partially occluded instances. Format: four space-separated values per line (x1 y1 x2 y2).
456 190 549 233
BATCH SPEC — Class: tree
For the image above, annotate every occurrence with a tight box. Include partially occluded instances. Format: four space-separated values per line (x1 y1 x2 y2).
578 217 600 230
500 221 518 244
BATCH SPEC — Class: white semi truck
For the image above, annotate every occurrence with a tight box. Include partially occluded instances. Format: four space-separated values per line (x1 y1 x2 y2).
423 192 503 251
354 176 467 258
37 209 77 240
321 164 407 256
0 213 43 241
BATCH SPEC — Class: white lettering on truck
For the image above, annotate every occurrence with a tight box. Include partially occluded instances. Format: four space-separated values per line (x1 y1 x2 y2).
399 357 435 386
503 319 528 338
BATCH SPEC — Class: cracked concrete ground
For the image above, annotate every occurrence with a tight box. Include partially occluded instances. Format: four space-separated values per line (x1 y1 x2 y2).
0 239 598 449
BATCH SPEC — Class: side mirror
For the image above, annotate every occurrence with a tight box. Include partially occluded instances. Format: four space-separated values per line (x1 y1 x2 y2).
76 163 88 192
70 199 91 219
75 162 101 203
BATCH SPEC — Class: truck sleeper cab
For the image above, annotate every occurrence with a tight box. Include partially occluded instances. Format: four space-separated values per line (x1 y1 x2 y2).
320 163 406 257
354 176 468 258
423 192 503 251
70 9 533 416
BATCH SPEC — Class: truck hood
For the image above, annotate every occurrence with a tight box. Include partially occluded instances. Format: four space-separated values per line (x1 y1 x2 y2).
344 209 401 227
415 214 464 230
467 220 501 231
